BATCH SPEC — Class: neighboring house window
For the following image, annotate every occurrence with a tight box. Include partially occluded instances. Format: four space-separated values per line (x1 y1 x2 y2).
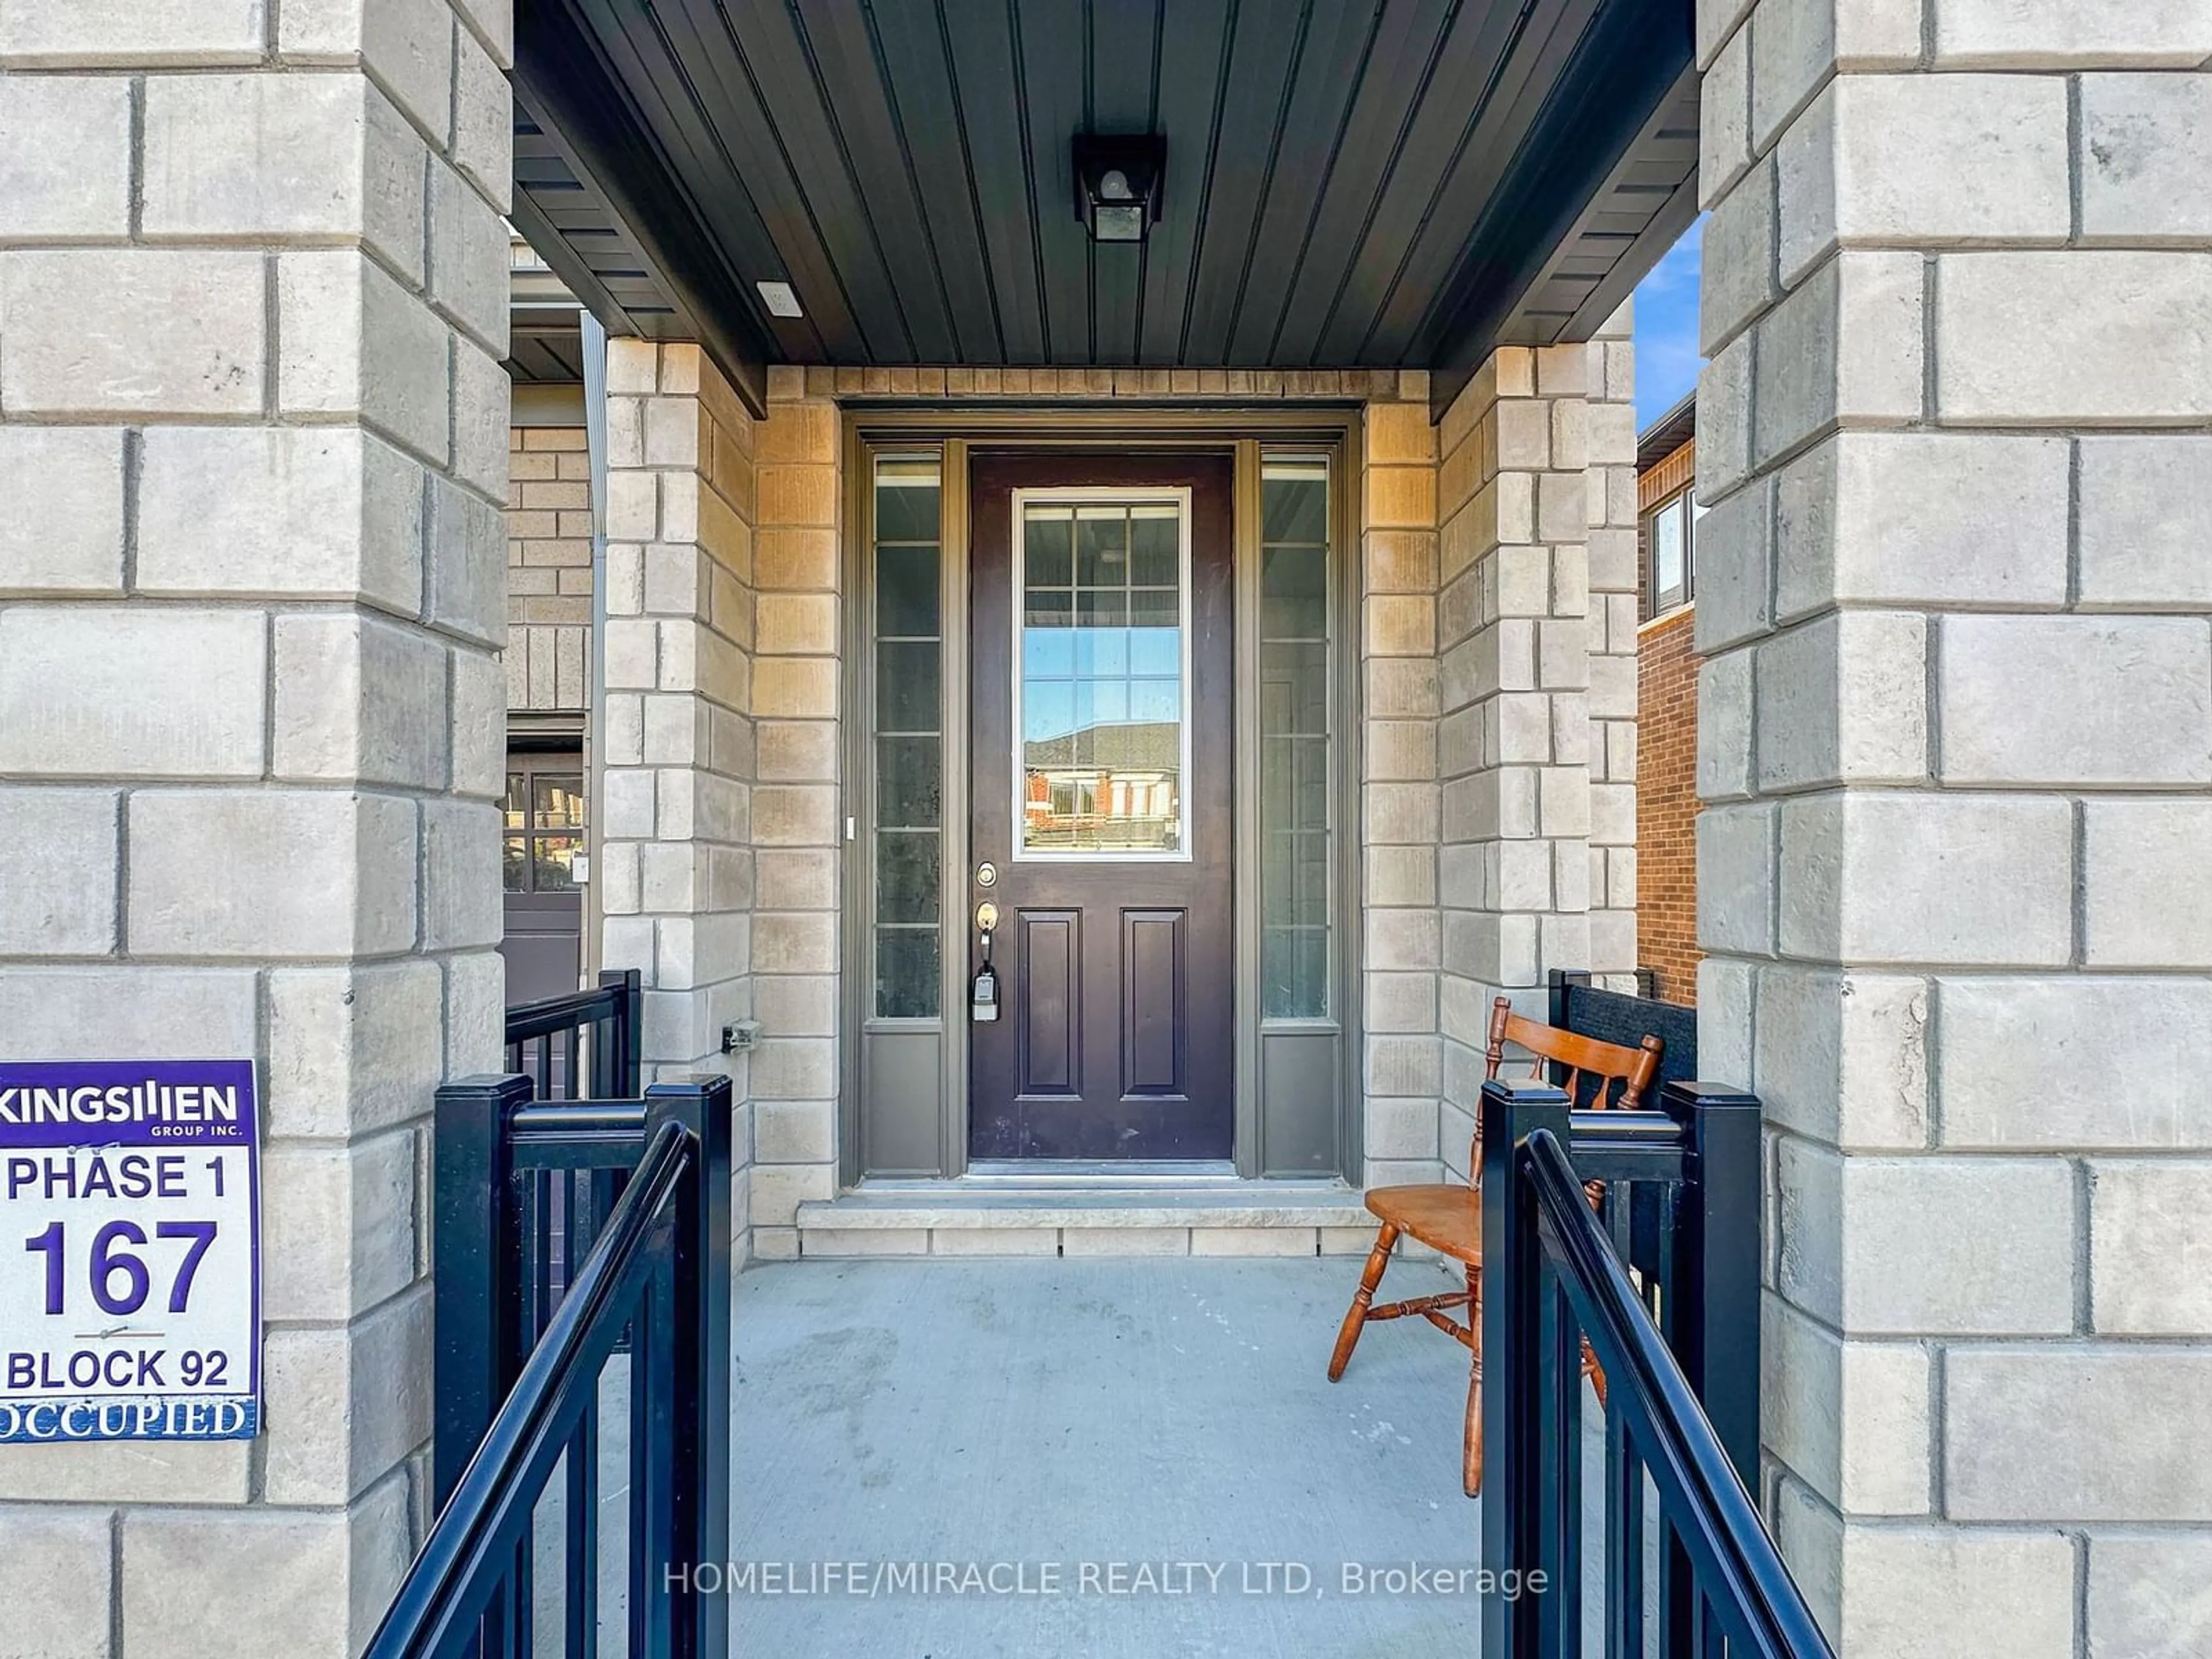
502 762 585 893
1644 488 1702 616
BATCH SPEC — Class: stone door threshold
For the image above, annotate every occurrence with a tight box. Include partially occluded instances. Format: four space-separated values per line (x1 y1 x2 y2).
790 1180 1382 1260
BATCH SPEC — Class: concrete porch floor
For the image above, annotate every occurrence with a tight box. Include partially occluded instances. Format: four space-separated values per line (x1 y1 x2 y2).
732 1255 1484 1658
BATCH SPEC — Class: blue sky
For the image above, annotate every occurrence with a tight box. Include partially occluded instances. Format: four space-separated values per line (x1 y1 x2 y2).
1630 214 1704 433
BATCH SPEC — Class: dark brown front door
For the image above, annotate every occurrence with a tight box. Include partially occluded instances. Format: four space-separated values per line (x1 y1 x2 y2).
967 453 1234 1161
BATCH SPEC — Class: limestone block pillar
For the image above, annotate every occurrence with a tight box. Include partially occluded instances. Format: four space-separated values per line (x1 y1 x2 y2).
1583 309 1642 983
1432 338 1633 1180
1696 0 2212 1650
597 340 759 1252
1361 380 1446 1187
740 369 844 1258
0 1 513 1652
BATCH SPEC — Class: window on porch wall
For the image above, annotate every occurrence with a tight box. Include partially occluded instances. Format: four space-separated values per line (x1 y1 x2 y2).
872 456 944 1018
1260 455 1331 1019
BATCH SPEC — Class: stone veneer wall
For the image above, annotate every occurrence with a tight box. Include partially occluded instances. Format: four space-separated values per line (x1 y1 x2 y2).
596 340 759 1255
1430 321 1641 1184
1696 0 2212 1650
0 0 513 1653
506 423 593 710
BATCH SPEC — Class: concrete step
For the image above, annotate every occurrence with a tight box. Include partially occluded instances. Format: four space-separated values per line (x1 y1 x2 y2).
785 1181 1446 1263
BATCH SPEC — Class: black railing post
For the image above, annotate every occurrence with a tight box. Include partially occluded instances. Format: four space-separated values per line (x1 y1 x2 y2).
1479 1076 1571 1659
1656 1078 1763 1659
1664 1080 1763 1488
596 967 645 1098
645 1075 733 1659
434 1073 534 1510
1546 967 1589 1033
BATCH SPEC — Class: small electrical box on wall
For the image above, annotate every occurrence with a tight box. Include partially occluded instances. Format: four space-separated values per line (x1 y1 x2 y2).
720 1020 763 1055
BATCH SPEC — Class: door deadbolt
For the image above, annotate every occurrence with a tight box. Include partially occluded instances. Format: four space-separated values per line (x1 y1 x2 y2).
975 861 998 888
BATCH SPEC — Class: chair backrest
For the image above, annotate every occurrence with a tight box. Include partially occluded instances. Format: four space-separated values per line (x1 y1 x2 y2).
1484 996 1664 1112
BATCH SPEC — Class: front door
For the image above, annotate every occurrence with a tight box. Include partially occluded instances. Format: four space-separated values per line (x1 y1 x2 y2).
967 454 1235 1161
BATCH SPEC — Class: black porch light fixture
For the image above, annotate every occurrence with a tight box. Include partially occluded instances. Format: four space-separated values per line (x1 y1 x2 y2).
1073 134 1164 244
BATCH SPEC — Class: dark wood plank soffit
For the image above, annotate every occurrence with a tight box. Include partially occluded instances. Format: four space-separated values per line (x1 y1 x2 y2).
1421 5 1698 417
513 0 774 414
510 0 1694 406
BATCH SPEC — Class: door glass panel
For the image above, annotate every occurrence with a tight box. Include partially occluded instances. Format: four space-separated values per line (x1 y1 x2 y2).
1017 499 1185 857
873 456 942 1017
533 774 585 830
876 830 940 924
877 735 941 829
876 930 940 1020
505 763 585 895
877 543 939 637
1260 457 1332 1017
876 641 940 733
532 836 580 891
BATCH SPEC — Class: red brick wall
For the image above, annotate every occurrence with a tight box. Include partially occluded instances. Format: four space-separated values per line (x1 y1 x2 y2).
1637 605 1700 1004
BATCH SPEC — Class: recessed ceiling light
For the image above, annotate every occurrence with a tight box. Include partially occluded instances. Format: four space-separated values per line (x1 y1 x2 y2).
756 281 803 319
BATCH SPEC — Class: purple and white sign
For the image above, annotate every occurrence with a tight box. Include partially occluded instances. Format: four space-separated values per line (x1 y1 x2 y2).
0 1061 260 1443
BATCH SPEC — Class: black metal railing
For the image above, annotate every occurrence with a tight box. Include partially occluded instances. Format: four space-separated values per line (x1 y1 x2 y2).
377 1073 732 1659
1480 1076 1830 1659
506 969 644 1103
1550 969 1698 1094
502 972 645 1297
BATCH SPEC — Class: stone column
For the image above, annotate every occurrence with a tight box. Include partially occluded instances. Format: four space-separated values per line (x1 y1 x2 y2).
1584 312 1642 983
1433 336 1636 1180
597 339 758 1249
1361 380 1446 1188
1696 1 2212 1650
0 1 512 1653
506 421 594 711
744 368 845 1259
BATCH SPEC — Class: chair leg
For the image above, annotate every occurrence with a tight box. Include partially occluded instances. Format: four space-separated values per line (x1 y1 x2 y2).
1463 1266 1484 1498
1327 1221 1400 1381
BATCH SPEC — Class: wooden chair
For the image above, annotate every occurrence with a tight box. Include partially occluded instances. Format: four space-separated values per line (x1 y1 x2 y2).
1327 997 1662 1497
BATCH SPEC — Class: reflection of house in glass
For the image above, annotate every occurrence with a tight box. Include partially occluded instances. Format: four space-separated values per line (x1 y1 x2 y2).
1022 721 1181 853
1018 498 1187 855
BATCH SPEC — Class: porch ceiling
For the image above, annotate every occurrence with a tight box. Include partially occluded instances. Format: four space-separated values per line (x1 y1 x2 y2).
512 0 1696 418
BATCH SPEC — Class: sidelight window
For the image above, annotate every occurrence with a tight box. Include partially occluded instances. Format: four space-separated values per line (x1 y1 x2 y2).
1013 496 1191 859
872 456 944 1018
1259 457 1332 1018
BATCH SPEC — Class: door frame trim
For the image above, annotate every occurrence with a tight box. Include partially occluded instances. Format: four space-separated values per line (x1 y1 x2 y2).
839 405 1366 1184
